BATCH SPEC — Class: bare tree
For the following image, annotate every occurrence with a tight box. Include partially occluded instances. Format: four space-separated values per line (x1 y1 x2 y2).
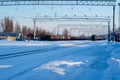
4 17 14 32
35 27 41 37
9 19 13 32
15 21 21 33
27 27 34 34
40 29 47 36
22 26 27 38
62 28 69 36
4 17 9 32
0 20 4 32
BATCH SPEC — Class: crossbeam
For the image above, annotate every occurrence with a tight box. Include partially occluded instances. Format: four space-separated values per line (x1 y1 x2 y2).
33 17 111 22
58 24 109 27
0 0 116 6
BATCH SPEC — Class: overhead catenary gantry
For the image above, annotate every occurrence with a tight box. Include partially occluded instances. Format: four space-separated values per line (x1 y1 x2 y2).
33 16 111 41
0 0 116 41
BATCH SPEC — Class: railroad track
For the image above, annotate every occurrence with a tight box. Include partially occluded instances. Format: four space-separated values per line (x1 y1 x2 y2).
1 43 90 80
7 46 83 80
0 46 65 60
0 43 89 60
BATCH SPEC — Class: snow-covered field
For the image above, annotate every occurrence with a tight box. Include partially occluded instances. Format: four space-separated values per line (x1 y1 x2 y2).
0 40 120 80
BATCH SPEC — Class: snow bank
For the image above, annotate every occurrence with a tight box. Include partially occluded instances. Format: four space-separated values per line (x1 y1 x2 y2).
59 43 89 47
34 60 84 75
0 65 13 69
59 43 75 47
0 40 50 46
112 58 120 66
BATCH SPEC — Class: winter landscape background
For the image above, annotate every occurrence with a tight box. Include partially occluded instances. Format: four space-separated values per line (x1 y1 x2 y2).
0 40 120 80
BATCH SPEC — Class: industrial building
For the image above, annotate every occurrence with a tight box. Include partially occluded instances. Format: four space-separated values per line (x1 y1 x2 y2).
0 32 18 41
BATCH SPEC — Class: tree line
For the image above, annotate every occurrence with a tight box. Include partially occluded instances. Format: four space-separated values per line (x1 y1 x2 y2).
0 17 69 39
1 17 120 41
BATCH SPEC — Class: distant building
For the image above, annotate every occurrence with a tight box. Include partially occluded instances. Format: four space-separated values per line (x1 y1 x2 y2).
0 32 18 41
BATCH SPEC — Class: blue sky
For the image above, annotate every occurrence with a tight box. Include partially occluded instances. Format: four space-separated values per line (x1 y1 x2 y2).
0 0 120 33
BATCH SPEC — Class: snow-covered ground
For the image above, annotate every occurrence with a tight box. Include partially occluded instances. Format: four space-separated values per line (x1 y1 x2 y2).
0 40 120 80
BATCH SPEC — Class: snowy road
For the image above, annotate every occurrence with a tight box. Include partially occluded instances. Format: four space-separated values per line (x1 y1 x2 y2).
0 40 120 80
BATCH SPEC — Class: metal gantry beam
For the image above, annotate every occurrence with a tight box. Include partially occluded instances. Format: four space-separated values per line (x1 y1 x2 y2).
58 24 109 27
33 16 111 22
0 0 116 6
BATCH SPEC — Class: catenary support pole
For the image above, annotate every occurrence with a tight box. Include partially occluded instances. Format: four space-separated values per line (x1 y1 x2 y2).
34 20 36 40
57 26 59 36
118 3 120 28
113 5 116 41
108 21 110 42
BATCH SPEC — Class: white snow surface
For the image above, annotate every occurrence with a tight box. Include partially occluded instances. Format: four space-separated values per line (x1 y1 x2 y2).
34 60 84 75
0 65 13 68
112 58 120 66
1 40 120 80
0 40 50 46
